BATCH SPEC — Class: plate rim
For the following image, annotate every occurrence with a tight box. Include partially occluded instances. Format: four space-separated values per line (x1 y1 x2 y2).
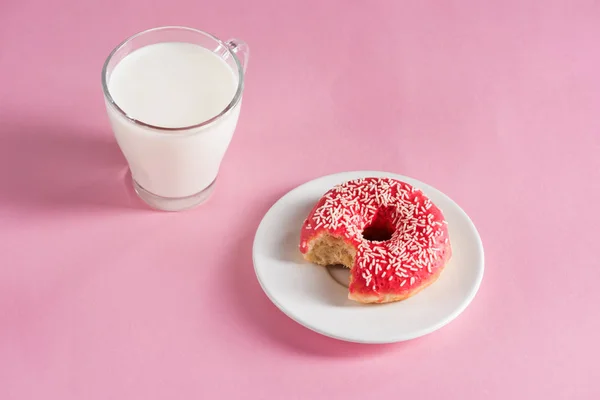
252 170 485 344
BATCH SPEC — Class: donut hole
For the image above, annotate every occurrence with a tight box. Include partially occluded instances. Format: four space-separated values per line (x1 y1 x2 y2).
362 225 394 242
362 211 395 242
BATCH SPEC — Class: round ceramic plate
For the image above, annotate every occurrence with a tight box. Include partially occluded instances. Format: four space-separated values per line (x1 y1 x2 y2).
252 171 484 343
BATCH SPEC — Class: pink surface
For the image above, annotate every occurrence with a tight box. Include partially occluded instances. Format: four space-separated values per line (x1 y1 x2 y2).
1 0 599 398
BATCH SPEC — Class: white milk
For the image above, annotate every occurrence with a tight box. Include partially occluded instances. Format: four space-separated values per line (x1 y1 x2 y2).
105 42 240 199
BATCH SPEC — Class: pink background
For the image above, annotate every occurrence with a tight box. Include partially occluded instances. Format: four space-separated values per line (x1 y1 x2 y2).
1 0 599 398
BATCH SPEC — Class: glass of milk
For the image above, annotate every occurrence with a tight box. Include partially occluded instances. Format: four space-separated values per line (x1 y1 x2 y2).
101 26 249 211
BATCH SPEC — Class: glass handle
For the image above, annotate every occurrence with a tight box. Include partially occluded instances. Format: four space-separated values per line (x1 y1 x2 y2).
226 39 249 74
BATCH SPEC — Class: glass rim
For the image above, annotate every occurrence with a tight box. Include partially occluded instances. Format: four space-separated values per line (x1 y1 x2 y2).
101 25 244 132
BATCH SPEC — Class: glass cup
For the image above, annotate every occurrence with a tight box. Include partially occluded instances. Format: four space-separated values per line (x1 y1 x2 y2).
101 26 249 211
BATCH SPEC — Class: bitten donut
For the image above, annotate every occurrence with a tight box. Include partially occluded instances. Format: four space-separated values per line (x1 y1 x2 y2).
299 177 452 304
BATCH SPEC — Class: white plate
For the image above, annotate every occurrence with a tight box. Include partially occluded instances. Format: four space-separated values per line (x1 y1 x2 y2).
252 171 484 343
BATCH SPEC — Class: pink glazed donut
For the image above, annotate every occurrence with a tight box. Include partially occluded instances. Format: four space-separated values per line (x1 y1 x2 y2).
299 177 452 304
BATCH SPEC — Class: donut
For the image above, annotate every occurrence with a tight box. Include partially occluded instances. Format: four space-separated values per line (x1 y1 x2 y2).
299 177 452 304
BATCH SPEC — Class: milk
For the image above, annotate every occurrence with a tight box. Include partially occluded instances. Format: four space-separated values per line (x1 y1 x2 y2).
105 42 241 201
